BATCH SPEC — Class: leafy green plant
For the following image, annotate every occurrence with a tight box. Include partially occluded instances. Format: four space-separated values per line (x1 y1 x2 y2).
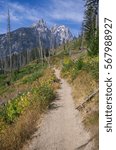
0 94 30 124
12 62 46 82
32 84 55 110
62 58 74 74
84 56 99 80
75 58 84 70
22 70 43 84
61 57 85 80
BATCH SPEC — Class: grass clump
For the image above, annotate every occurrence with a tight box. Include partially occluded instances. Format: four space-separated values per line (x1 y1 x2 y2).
83 55 99 81
61 58 74 78
38 85 55 102
62 58 74 72
61 57 84 81
22 70 43 84
12 62 46 82
83 111 99 127
32 84 55 110
61 54 99 81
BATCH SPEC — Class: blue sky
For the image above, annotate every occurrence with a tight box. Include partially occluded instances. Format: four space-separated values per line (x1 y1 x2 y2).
0 0 84 36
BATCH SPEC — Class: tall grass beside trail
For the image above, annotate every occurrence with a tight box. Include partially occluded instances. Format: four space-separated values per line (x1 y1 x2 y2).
61 54 99 82
0 61 47 96
12 62 47 82
61 52 99 150
0 63 59 150
0 83 55 126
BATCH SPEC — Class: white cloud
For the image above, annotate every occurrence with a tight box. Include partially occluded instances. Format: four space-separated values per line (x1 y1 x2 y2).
48 0 84 23
6 0 84 23
0 2 40 22
9 2 25 12
7 2 38 22
0 0 84 34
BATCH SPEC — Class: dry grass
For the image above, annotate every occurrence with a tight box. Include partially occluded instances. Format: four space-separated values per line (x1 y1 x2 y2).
71 70 99 150
0 101 41 150
72 70 98 105
0 67 60 150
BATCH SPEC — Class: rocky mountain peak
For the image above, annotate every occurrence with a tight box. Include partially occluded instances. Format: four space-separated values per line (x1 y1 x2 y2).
32 19 48 32
51 25 73 44
0 20 74 56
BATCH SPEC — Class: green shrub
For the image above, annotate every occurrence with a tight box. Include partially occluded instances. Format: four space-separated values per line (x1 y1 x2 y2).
62 58 74 73
84 56 99 80
32 84 55 109
88 60 99 80
12 63 46 82
22 70 43 84
39 85 54 101
70 59 84 80
75 58 84 70
0 94 30 124
61 57 84 80
61 55 98 81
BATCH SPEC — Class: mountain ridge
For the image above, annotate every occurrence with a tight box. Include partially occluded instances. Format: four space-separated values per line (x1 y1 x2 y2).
0 19 73 56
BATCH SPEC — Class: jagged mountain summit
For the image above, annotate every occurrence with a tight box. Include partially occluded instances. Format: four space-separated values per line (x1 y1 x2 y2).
51 25 73 44
0 19 73 56
32 19 48 32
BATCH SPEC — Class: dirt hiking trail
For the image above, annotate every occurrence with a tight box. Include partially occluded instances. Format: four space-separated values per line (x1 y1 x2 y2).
22 68 94 150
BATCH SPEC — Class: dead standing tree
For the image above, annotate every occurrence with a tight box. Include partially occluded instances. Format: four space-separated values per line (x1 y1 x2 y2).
48 34 53 67
38 32 44 65
7 7 12 81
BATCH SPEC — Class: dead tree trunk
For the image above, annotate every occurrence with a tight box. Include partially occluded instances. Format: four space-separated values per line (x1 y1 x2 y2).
7 8 12 81
39 33 44 65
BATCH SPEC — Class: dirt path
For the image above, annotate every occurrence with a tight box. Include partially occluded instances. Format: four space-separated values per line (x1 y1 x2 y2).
22 69 94 150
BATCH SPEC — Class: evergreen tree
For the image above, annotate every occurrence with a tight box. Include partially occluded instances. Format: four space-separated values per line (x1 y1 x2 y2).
83 0 99 56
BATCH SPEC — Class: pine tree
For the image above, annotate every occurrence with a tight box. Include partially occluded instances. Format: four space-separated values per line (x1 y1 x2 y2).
83 0 99 56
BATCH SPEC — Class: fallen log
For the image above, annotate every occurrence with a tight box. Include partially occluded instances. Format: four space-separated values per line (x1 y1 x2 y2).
76 88 99 110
